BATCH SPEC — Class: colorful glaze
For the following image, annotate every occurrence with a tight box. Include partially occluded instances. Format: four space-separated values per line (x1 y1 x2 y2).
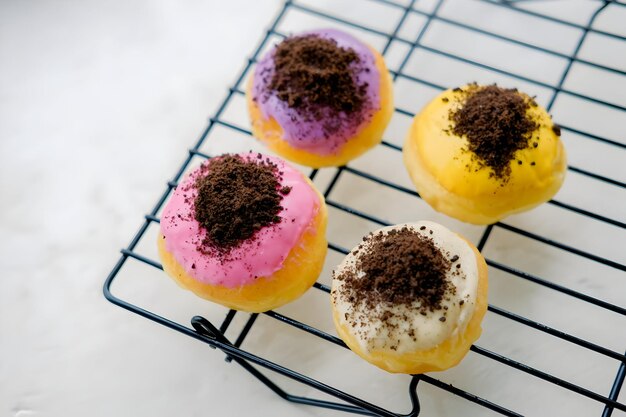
160 153 321 288
252 29 381 155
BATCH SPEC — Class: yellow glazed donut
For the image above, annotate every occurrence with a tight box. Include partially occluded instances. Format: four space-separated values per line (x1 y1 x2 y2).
247 29 393 168
331 221 488 374
403 84 567 225
158 153 327 313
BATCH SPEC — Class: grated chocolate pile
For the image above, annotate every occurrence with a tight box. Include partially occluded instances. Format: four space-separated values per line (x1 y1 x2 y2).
337 227 455 315
192 154 289 253
269 34 366 115
450 84 539 180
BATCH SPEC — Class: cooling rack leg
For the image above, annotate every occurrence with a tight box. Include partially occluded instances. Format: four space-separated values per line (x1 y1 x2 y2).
408 376 421 416
602 353 626 417
190 316 419 416
191 316 294 398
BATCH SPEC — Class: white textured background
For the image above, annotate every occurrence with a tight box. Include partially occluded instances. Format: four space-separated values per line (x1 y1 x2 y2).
0 1 293 416
2 1 625 417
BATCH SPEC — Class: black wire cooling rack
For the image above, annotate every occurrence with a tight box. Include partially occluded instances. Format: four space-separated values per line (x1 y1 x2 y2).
104 1 626 416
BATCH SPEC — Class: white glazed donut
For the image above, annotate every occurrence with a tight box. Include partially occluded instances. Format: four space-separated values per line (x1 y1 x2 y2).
331 221 488 374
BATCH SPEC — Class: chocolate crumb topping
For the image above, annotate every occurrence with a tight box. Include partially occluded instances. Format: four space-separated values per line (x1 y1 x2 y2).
552 123 561 136
269 35 366 115
268 34 371 137
450 84 539 180
339 227 455 314
193 155 285 253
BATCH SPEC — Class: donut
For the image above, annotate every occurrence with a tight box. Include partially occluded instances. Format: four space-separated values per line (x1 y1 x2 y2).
247 29 393 168
403 83 567 225
158 153 328 313
331 221 488 374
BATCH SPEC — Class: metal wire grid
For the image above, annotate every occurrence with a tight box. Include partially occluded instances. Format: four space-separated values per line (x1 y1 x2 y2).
103 0 626 416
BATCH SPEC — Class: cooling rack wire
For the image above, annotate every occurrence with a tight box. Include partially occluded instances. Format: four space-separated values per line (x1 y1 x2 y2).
104 0 626 415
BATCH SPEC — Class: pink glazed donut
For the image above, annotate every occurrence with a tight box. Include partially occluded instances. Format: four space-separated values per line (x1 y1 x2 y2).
157 153 328 312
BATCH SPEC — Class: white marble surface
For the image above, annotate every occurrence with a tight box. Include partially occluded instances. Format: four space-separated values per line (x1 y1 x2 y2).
1 1 625 417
